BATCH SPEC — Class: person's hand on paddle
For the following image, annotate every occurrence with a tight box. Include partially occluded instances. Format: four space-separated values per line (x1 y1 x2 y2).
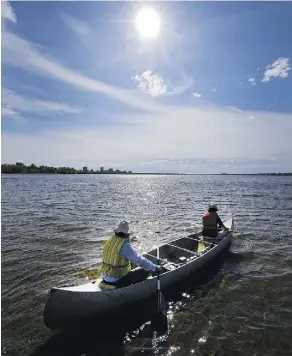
155 265 163 273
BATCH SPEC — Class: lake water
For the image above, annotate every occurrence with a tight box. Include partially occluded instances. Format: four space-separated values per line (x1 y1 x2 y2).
1 174 292 356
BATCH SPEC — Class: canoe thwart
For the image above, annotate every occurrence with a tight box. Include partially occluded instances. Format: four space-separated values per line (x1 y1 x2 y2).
185 236 214 245
165 243 198 256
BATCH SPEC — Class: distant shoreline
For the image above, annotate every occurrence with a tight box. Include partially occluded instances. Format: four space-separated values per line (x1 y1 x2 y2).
1 163 291 176
2 173 292 176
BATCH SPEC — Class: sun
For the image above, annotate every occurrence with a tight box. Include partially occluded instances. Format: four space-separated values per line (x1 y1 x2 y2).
135 6 161 39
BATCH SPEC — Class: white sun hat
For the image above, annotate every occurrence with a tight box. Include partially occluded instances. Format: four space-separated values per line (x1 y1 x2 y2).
114 220 132 235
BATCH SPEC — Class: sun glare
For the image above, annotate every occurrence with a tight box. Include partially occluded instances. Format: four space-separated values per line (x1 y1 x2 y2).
135 6 161 39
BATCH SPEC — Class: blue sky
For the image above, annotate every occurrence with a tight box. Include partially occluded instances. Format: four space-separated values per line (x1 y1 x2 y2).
1 0 292 173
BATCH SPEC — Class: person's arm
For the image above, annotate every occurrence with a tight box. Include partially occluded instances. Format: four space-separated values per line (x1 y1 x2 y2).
217 214 228 230
120 242 157 272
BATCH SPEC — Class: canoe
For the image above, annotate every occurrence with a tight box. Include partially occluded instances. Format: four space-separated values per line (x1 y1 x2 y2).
44 217 234 330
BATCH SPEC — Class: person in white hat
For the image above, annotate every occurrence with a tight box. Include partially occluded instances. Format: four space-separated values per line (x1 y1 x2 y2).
99 220 161 288
202 204 229 242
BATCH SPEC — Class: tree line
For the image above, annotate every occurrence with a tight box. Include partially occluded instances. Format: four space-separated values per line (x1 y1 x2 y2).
1 163 82 174
1 163 132 174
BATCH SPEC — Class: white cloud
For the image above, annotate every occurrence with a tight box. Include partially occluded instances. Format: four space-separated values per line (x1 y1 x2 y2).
191 92 203 98
1 1 16 23
248 77 256 86
133 70 193 97
61 13 89 36
2 88 81 117
262 57 291 83
212 86 218 92
133 70 168 97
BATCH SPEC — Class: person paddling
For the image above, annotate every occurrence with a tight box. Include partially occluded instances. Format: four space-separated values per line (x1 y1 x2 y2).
99 221 161 289
202 204 229 242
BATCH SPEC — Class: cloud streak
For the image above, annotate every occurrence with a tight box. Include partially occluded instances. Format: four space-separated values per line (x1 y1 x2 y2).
1 88 81 118
1 106 19 119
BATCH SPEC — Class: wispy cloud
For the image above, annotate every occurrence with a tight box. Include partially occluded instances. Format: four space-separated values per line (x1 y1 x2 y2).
1 106 19 119
191 92 203 98
2 88 81 118
212 86 218 92
262 57 291 83
133 70 168 97
1 0 17 24
60 13 89 36
248 77 256 86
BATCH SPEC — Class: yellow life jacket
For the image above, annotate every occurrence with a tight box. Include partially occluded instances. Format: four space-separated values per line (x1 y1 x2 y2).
99 235 132 278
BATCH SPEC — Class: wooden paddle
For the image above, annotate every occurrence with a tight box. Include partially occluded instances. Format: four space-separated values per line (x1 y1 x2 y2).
150 231 168 334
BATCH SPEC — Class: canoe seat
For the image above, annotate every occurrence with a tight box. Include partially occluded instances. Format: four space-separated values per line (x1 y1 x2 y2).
98 280 116 291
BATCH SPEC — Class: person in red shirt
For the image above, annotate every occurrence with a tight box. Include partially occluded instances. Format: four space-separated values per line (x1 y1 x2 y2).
202 204 229 242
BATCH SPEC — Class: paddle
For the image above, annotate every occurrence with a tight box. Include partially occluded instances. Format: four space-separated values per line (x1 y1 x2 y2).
150 231 168 334
74 267 102 279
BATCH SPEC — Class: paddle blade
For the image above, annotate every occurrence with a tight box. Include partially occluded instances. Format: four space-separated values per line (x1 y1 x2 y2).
150 292 168 334
151 310 168 334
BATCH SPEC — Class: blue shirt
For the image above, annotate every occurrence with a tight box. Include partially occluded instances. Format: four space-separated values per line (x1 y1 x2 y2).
102 241 157 283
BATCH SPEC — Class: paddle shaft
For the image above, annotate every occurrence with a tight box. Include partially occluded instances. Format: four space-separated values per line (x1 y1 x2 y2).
149 230 168 334
155 231 161 312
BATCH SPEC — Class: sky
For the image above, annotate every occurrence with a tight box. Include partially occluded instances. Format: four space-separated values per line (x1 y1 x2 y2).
1 0 292 174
